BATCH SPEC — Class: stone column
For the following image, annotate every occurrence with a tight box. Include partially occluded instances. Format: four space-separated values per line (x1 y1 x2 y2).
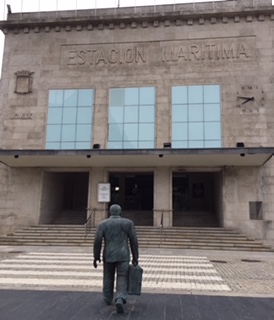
88 168 109 226
154 167 172 227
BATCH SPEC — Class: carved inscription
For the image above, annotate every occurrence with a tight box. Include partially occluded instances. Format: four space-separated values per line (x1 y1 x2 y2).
162 42 250 62
61 37 254 68
67 47 146 66
10 113 32 119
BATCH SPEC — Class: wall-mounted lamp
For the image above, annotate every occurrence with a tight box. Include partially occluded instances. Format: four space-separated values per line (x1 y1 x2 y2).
7 4 12 14
93 144 100 149
236 142 245 147
163 142 172 148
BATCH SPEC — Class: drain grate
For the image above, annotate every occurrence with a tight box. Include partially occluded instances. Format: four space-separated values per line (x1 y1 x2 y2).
241 259 261 263
210 260 227 264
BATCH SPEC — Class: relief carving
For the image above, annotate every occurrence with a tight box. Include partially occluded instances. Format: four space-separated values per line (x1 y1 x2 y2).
14 70 34 94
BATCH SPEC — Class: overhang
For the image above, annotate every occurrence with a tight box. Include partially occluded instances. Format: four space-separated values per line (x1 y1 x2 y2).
0 148 272 168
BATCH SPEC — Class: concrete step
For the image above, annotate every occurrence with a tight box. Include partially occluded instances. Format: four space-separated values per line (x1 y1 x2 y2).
0 225 273 252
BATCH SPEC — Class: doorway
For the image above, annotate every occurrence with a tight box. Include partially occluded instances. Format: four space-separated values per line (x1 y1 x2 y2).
109 172 154 226
172 172 221 227
40 172 89 225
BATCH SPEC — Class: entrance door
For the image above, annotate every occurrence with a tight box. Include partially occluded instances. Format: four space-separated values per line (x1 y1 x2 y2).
172 172 220 227
40 172 89 225
109 172 154 226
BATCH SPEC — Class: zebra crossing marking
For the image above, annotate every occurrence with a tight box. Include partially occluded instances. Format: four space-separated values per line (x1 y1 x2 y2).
0 252 231 292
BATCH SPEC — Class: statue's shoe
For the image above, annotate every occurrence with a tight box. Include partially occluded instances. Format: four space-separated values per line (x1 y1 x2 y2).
115 299 124 314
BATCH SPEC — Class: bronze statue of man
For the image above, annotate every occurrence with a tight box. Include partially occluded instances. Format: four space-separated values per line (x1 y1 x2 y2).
93 204 139 313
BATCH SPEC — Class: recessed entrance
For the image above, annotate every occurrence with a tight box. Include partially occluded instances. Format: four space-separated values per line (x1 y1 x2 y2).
40 172 89 225
172 172 221 227
109 172 154 226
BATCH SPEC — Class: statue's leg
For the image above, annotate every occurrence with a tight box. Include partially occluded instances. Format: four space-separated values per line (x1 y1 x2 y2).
103 262 115 305
115 261 129 303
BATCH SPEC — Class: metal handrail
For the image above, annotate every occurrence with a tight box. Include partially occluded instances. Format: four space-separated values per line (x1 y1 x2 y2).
153 209 173 247
84 207 108 241
160 210 164 246
84 208 95 241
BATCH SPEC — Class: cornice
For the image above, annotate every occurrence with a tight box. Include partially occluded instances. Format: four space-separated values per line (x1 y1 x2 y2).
0 6 274 34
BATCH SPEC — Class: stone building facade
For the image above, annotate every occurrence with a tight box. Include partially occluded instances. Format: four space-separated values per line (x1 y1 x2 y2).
0 0 273 245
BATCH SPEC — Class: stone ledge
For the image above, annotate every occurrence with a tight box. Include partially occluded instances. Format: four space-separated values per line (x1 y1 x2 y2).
0 2 273 34
1 12 274 35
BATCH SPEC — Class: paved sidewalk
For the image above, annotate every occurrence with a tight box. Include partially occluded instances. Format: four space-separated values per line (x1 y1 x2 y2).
0 289 273 320
0 245 273 319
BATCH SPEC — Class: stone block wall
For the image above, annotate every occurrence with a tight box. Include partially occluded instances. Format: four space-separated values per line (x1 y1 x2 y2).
0 0 273 240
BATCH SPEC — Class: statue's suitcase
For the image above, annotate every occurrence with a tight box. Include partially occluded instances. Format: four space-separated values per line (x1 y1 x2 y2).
128 265 143 295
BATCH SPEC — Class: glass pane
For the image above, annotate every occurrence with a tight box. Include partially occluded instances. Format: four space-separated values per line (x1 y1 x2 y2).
124 141 138 149
47 108 62 124
205 122 221 140
46 125 61 141
62 107 77 124
139 141 154 148
60 142 75 149
189 123 204 140
109 124 123 141
205 140 222 148
108 141 123 149
172 141 188 148
109 106 123 124
172 105 187 122
64 90 77 107
172 86 187 104
124 106 138 123
172 123 188 140
76 124 91 141
140 105 154 123
189 140 204 148
125 87 139 105
78 89 93 106
139 124 154 141
61 124 76 141
204 85 220 103
140 87 155 105
189 104 203 121
110 89 125 106
188 86 203 103
49 90 63 107
75 142 91 149
77 107 93 124
45 142 60 149
124 124 138 141
204 104 220 121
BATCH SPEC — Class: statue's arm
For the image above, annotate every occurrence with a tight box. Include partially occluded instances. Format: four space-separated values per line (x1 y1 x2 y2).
129 223 139 266
93 224 103 268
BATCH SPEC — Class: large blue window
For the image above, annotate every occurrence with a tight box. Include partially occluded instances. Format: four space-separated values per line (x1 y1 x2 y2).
172 85 222 148
46 89 94 149
108 87 155 149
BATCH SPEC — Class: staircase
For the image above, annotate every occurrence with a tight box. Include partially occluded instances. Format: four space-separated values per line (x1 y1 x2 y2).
173 211 219 227
0 225 273 252
53 210 87 225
